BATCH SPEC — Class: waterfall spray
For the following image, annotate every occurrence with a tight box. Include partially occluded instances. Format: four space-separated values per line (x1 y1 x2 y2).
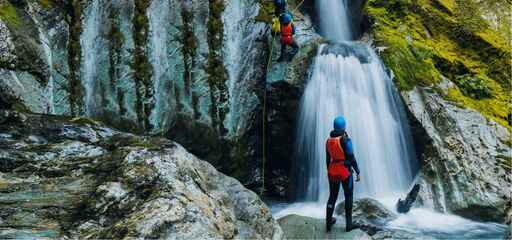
295 0 417 202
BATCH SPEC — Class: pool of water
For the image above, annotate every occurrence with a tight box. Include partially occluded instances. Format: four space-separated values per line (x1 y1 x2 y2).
270 201 507 239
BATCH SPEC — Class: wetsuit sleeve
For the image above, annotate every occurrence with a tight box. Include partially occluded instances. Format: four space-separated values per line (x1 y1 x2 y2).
344 138 360 175
292 24 296 35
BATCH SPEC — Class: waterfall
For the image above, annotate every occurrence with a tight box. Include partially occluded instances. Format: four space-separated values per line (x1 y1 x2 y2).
38 19 55 114
295 0 417 202
222 0 262 136
223 0 245 135
316 0 352 41
148 0 171 131
296 43 417 201
80 0 104 116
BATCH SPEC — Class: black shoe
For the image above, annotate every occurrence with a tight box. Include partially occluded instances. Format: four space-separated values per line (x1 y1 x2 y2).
326 217 337 232
346 222 360 232
277 56 285 62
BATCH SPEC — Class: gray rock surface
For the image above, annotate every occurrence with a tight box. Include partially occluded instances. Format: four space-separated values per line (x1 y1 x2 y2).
278 214 371 240
401 84 511 222
0 110 283 239
335 198 398 226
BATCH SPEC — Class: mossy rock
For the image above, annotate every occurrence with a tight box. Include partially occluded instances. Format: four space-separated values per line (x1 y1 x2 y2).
0 1 21 28
364 0 511 129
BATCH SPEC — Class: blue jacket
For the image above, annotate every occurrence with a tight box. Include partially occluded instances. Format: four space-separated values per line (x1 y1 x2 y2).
325 130 360 175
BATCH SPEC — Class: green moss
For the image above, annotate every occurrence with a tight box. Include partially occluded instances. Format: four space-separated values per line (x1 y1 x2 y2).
446 86 510 130
454 74 492 99
496 155 512 171
206 0 228 134
38 0 53 9
107 8 125 116
0 2 20 28
364 0 511 128
181 8 197 98
67 0 85 116
255 0 274 23
131 0 153 131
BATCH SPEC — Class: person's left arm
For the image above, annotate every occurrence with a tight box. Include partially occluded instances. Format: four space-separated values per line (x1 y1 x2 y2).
344 137 360 175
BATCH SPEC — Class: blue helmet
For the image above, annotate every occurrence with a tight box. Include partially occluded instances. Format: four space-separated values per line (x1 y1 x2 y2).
280 13 292 24
333 116 346 130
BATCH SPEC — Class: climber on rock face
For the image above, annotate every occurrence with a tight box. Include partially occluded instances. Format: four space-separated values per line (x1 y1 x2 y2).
277 13 299 62
325 116 361 233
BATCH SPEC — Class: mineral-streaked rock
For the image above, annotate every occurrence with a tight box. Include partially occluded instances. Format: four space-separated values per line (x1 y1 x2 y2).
0 110 283 239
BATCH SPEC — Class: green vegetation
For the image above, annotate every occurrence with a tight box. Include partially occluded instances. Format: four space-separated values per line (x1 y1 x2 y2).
0 1 20 27
107 8 126 116
67 0 85 116
364 0 511 128
38 0 53 9
255 0 274 23
180 7 199 118
131 0 153 132
206 0 228 134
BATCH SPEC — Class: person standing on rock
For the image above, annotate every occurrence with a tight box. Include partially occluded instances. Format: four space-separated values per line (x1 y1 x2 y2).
325 116 361 232
277 13 299 62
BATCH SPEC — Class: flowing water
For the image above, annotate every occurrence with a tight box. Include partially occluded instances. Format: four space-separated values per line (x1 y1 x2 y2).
148 0 172 131
273 0 506 238
82 0 108 116
295 43 416 202
38 20 55 114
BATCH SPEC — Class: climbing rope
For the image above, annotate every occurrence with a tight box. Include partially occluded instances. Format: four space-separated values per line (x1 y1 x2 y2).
260 0 304 195
291 0 305 13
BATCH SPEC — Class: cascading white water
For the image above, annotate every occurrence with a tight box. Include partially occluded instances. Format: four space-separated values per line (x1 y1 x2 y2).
222 0 262 135
296 0 417 202
223 0 245 135
296 43 416 202
81 0 105 116
148 0 171 131
38 21 55 114
316 0 352 41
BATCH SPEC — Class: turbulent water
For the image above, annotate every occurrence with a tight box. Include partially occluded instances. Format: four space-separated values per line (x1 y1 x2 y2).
296 0 417 202
295 43 417 202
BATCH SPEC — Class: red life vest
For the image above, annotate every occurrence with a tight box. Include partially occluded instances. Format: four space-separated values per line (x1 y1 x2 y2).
326 137 350 181
280 23 293 45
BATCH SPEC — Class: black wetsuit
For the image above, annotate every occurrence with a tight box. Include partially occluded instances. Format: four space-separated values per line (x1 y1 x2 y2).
325 129 360 231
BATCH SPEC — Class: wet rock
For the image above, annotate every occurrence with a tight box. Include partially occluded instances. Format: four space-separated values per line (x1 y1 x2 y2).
0 110 282 239
505 209 511 240
371 229 434 240
397 184 421 213
265 13 324 198
335 198 397 225
278 214 371 239
401 85 511 222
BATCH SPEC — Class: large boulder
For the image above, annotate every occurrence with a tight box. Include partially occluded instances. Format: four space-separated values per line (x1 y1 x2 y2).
335 198 398 226
401 82 511 222
0 110 283 239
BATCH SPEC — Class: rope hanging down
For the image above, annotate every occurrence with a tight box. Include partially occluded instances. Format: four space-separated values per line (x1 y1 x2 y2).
261 33 276 196
260 0 304 195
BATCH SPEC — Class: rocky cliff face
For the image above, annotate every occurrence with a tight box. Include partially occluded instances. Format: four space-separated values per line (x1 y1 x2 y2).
362 0 511 223
402 81 510 222
0 0 269 191
0 110 283 239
